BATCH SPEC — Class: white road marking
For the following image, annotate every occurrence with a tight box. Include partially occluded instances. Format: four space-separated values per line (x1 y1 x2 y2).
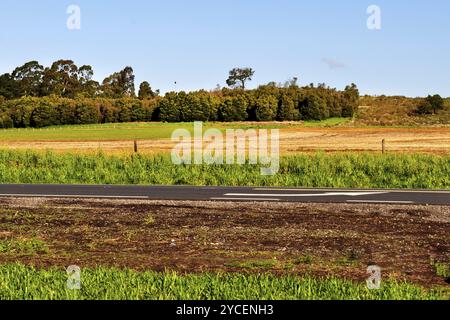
347 200 415 204
225 192 388 197
211 197 280 201
253 188 450 194
0 194 149 199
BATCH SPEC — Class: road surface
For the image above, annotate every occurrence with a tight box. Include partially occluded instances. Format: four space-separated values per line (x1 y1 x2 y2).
0 184 448 205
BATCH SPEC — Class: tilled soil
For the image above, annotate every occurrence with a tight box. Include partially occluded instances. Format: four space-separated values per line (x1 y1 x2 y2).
0 197 448 287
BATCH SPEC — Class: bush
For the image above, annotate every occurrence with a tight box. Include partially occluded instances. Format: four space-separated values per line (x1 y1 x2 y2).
417 95 445 115
181 91 219 122
255 95 278 121
219 95 248 122
0 113 13 128
0 84 360 128
277 94 299 121
301 94 329 120
30 100 60 127
159 92 181 122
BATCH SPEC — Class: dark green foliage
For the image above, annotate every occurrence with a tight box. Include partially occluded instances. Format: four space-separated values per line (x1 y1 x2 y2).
40 60 80 98
74 101 101 124
277 94 300 121
101 66 136 98
12 61 44 97
255 95 278 121
30 100 60 127
0 59 363 127
0 97 159 128
300 93 329 121
159 92 182 122
0 74 22 99
226 68 255 89
219 95 249 122
0 83 361 127
138 81 159 100
341 83 359 117
0 113 13 129
181 90 219 122
416 95 445 115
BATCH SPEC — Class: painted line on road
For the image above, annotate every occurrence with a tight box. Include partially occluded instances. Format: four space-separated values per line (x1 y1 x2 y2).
346 200 415 204
210 197 280 202
253 188 450 194
0 194 150 199
225 192 388 197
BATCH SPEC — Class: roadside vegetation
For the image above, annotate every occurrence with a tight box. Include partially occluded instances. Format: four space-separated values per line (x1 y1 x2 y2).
0 264 446 300
0 150 448 189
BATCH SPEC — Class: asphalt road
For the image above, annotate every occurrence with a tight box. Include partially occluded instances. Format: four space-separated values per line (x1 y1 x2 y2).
0 184 448 205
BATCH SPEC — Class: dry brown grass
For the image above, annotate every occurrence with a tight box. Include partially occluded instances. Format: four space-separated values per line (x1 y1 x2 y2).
357 96 450 126
2 127 449 155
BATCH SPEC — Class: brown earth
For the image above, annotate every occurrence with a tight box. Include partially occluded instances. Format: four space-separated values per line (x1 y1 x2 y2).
0 197 448 289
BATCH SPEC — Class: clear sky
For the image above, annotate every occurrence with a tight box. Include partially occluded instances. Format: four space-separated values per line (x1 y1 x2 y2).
0 0 449 97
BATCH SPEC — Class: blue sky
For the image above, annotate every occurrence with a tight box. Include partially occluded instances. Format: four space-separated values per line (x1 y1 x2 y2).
0 0 449 96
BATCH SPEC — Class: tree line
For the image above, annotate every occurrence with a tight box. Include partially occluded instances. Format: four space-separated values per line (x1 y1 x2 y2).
0 60 160 100
0 61 360 128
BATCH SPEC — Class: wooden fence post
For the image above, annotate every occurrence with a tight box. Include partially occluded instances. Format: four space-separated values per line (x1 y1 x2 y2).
134 140 138 153
382 139 386 154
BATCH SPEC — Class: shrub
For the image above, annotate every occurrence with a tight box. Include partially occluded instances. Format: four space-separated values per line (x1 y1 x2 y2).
301 93 328 120
255 95 278 121
277 94 300 121
416 95 445 115
219 95 248 122
181 90 219 122
0 113 13 128
159 92 181 122
0 84 360 128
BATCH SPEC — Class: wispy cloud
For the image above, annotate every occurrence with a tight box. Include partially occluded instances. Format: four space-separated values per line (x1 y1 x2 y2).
321 58 346 70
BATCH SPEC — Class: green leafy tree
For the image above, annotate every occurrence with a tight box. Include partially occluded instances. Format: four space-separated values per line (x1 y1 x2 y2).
301 93 329 120
341 83 359 117
255 95 278 121
0 113 13 128
226 68 255 89
7 97 35 127
41 60 80 98
12 61 44 97
277 94 299 121
181 90 219 122
74 100 100 124
77 65 99 97
219 95 248 121
30 99 59 127
102 67 136 98
0 73 22 99
159 92 182 122
417 94 444 114
138 81 159 99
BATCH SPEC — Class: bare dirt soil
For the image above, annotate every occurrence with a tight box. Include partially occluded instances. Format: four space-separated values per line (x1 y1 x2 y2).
0 197 448 288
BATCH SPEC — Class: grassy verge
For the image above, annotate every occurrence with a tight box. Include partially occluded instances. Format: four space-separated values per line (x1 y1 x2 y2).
0 264 447 300
0 150 448 188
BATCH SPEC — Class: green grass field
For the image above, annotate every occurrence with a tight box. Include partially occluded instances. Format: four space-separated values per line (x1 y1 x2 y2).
0 264 447 300
0 150 448 189
0 119 350 142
